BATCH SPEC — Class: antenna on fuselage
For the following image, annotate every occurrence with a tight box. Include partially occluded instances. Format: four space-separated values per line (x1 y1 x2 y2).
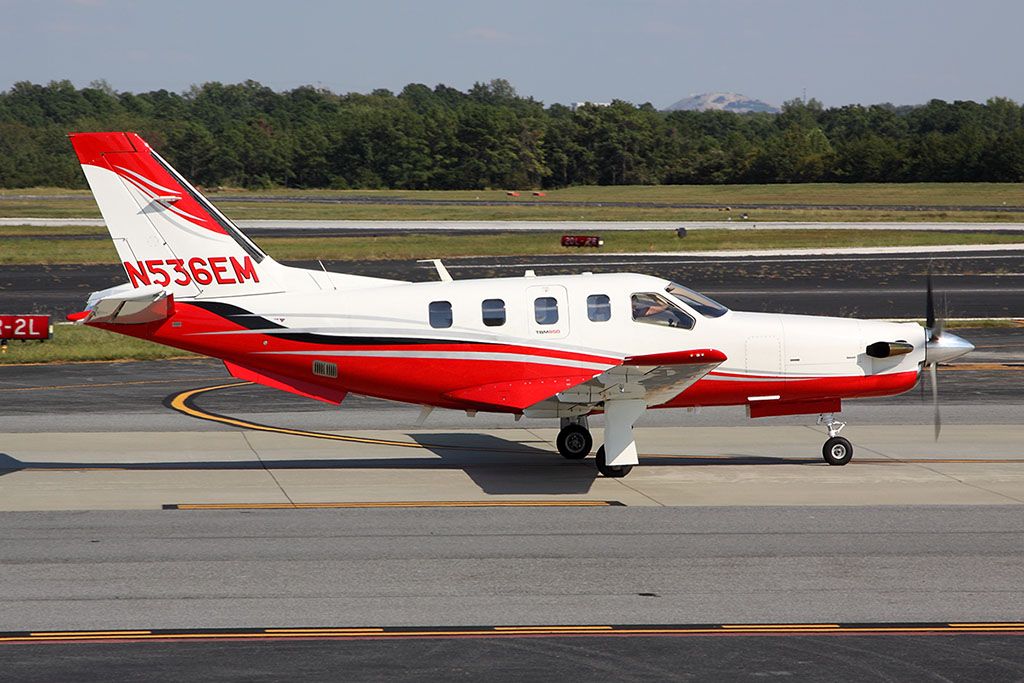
418 259 453 282
317 260 337 290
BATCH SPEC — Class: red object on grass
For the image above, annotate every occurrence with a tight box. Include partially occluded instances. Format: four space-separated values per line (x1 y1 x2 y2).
0 314 51 340
561 235 604 248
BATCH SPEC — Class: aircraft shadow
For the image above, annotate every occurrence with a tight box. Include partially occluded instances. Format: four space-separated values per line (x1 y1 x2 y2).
0 438 821 495
407 433 597 495
0 430 604 496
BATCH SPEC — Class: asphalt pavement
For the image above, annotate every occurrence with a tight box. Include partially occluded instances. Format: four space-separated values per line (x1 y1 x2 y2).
5 250 1024 319
3 248 1023 678
1 506 1023 681
2 506 1023 629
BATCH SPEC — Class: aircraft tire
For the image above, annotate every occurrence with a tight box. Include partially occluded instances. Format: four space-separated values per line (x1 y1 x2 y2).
557 424 593 460
595 445 633 478
822 436 853 466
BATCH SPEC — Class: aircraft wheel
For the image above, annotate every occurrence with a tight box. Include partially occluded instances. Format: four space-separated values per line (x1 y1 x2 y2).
556 424 593 460
822 436 853 466
595 446 633 478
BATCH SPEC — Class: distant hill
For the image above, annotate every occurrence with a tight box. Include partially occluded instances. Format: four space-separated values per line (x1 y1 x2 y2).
666 92 779 114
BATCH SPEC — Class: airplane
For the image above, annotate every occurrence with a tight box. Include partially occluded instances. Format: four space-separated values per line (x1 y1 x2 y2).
66 131 976 477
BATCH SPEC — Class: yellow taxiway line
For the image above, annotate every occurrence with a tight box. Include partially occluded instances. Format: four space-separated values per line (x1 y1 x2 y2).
169 383 1024 466
3 622 1023 644
165 500 619 510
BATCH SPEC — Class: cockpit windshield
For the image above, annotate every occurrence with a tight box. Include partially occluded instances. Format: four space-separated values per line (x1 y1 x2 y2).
665 283 729 318
631 293 695 329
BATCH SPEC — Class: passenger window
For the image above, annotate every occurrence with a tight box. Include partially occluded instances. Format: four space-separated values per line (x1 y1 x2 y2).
534 297 559 325
587 294 611 322
429 301 452 328
631 293 694 329
482 298 506 327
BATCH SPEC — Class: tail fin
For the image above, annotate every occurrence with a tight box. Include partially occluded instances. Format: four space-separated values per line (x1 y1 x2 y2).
69 132 279 299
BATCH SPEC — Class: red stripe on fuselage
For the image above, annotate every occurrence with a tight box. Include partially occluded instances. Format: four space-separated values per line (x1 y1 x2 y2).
665 371 920 408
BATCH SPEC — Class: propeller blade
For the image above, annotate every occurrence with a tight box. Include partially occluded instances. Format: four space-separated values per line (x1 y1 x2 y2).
929 362 941 441
925 267 936 332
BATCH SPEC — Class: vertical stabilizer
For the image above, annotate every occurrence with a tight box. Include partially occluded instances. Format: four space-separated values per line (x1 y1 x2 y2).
69 132 280 299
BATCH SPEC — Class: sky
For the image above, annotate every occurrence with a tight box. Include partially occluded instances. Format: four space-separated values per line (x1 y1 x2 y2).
0 0 1020 108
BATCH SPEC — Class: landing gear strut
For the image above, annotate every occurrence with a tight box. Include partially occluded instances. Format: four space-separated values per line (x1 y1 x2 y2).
556 418 592 460
818 413 853 466
555 402 645 477
594 399 646 478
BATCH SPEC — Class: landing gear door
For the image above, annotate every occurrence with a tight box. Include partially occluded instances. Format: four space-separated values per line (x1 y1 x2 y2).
527 285 570 340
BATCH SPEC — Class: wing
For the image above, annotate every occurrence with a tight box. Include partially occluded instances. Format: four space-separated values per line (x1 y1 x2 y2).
619 349 728 405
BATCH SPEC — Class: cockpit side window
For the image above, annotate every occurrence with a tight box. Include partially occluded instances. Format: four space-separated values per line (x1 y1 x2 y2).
631 293 695 329
665 283 728 318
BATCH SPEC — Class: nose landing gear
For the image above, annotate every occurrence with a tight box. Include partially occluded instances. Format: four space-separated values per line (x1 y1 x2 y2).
818 413 853 466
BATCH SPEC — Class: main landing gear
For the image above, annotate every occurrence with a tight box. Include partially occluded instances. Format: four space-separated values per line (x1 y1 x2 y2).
556 418 592 460
818 413 853 466
556 400 646 478
595 445 631 478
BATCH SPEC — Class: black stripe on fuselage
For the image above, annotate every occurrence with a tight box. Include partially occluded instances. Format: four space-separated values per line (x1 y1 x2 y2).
188 301 490 347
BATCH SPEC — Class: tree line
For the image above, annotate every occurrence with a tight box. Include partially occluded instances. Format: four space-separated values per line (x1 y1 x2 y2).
1 78 1023 189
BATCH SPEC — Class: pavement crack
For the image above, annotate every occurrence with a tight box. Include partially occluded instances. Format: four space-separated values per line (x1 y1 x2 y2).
241 431 295 507
904 459 1024 504
612 478 665 507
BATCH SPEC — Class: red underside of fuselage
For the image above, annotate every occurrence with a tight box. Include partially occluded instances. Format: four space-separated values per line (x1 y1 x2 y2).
664 370 920 408
90 302 920 414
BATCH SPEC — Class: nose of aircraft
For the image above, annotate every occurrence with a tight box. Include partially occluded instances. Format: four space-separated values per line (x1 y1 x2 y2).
925 330 975 365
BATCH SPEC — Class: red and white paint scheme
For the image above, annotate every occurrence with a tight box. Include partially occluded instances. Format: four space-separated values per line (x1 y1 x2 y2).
68 132 975 477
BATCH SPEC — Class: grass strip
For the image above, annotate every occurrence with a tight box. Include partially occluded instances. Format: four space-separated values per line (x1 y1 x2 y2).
0 325 195 364
1 201 1022 223
3 229 1024 265
4 182 1024 206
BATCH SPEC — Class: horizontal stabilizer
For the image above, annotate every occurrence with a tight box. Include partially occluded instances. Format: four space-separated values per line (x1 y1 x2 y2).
223 361 347 405
73 284 174 325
